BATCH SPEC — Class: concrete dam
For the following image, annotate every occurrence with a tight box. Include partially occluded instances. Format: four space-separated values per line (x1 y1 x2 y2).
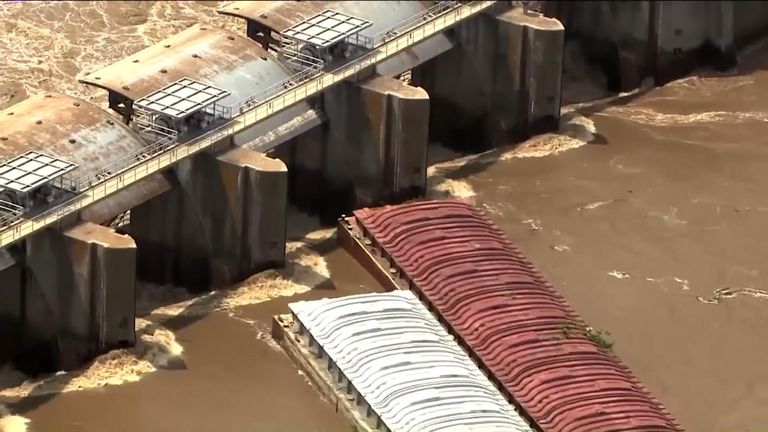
0 0 766 374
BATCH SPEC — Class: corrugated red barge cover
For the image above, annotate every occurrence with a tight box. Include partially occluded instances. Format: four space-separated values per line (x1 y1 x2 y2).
352 199 682 432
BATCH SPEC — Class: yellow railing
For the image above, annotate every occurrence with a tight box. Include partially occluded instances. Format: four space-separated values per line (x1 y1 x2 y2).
0 1 496 249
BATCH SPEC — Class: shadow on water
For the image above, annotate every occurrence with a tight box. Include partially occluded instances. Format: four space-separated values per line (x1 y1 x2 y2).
570 85 653 118
140 230 336 326
3 368 84 417
427 93 636 183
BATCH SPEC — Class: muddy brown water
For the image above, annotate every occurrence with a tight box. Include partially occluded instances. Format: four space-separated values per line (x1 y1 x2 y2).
2 2 768 432
6 249 378 432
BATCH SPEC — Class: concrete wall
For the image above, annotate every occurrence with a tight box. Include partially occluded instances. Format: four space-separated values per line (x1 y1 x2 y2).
550 1 768 90
268 125 326 213
22 223 136 371
550 1 652 91
654 1 737 83
0 251 22 364
555 1 651 42
319 74 429 221
129 146 287 290
734 1 768 46
413 8 564 149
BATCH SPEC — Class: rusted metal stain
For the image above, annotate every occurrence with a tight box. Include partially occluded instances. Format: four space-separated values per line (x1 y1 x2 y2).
216 152 246 235
66 228 93 282
348 199 684 432
217 0 284 24
79 24 292 102
219 1 437 35
235 104 323 151
360 81 388 152
219 1 455 79
219 1 337 33
0 92 146 174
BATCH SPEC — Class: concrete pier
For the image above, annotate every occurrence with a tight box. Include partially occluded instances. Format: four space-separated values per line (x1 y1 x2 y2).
23 223 136 371
319 75 430 220
413 8 564 149
128 146 288 290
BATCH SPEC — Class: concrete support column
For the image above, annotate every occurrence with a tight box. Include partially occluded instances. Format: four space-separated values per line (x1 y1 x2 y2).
503 9 565 136
412 9 563 149
321 75 429 221
129 147 287 290
23 223 136 370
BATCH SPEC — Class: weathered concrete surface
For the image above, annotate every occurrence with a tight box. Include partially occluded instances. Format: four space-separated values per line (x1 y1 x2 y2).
218 0 456 79
734 1 768 46
129 146 287 290
550 1 768 89
654 1 737 84
413 8 564 149
320 75 429 221
504 9 565 137
23 223 136 370
547 1 652 91
268 125 326 213
80 173 174 226
235 105 324 153
216 147 287 276
0 250 22 364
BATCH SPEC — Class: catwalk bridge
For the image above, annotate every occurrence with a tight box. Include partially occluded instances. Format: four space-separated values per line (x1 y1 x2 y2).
0 1 495 249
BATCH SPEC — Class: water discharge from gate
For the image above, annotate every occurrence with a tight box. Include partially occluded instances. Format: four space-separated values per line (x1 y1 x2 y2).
1 2 768 432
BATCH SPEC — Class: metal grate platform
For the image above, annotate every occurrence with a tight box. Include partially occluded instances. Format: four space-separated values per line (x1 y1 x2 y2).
282 10 372 48
133 78 231 119
0 151 78 194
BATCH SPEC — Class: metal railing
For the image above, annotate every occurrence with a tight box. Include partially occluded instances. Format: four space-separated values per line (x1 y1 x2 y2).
346 32 375 50
109 210 131 229
370 1 461 47
222 50 324 119
278 44 326 71
0 1 496 248
144 0 460 124
56 176 79 193
0 199 23 228
202 103 231 120
72 118 178 193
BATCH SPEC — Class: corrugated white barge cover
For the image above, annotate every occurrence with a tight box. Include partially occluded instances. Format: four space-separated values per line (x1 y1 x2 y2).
289 290 533 432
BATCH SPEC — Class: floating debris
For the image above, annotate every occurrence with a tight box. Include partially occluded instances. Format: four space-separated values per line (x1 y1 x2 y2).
646 276 691 291
609 270 631 279
577 200 614 212
697 287 768 304
522 219 542 231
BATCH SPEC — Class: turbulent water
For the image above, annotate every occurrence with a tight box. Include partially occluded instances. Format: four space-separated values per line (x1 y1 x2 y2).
2 2 768 432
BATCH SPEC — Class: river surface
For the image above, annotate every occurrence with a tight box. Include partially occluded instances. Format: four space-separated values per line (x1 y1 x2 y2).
1 2 768 432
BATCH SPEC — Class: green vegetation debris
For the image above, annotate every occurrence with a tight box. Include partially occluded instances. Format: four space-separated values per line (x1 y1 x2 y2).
585 326 614 351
